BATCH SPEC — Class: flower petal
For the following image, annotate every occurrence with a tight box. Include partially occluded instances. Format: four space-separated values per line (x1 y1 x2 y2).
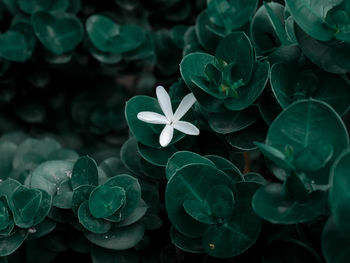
137 111 169 124
173 121 200 135
159 124 174 147
156 86 173 121
172 93 196 122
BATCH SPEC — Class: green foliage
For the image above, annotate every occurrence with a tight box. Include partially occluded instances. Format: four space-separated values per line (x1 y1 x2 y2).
0 0 350 262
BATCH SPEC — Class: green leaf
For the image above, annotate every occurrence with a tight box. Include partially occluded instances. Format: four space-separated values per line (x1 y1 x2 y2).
78 200 112 234
224 61 269 111
165 164 235 237
266 99 349 184
88 185 125 219
255 142 295 170
33 189 52 226
10 186 42 228
27 218 56 240
208 106 259 134
17 0 69 14
0 198 10 231
165 151 215 180
13 138 61 171
180 52 225 112
322 217 350 263
329 149 350 237
202 182 262 258
205 185 235 218
86 15 145 54
270 63 350 115
71 156 98 190
250 2 286 50
120 137 143 176
31 11 84 55
71 185 95 215
104 175 141 220
138 142 178 167
195 10 223 53
183 200 216 224
263 2 290 45
252 178 327 224
295 24 350 74
285 0 339 41
0 229 28 257
0 23 36 62
125 96 171 148
207 0 258 31
215 32 254 83
226 121 267 151
85 222 145 250
170 226 204 253
116 199 148 227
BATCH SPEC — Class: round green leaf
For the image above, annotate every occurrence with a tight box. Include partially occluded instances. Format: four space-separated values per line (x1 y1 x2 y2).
165 164 235 237
266 99 349 184
165 151 215 180
30 160 74 196
78 200 112 234
86 15 145 54
13 138 61 171
271 62 350 115
207 0 258 31
104 175 141 220
0 23 36 62
32 11 84 55
0 229 28 257
88 185 125 219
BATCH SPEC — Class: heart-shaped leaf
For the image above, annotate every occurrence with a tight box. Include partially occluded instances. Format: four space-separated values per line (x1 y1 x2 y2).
86 15 145 54
32 11 84 55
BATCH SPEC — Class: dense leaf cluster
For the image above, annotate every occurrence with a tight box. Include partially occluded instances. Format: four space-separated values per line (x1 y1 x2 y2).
1 0 350 262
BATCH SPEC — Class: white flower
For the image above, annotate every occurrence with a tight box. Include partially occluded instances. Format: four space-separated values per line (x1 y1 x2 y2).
137 86 200 147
